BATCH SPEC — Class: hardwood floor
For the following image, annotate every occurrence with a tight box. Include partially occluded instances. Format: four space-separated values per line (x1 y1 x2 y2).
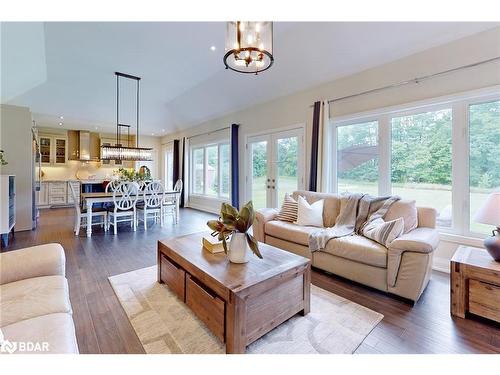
3 208 499 354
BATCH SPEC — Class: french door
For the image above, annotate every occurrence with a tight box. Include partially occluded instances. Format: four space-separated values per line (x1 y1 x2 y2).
246 128 305 209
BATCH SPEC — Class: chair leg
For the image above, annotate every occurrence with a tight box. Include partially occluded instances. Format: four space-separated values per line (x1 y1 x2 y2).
144 211 147 231
133 212 137 232
160 209 164 227
75 215 81 235
114 216 117 235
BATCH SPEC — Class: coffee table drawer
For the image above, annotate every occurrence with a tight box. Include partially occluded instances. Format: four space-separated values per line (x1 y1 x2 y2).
160 254 186 301
186 274 225 342
469 279 500 323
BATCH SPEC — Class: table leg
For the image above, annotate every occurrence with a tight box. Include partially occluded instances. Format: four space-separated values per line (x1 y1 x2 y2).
226 293 246 354
86 200 92 238
301 264 311 316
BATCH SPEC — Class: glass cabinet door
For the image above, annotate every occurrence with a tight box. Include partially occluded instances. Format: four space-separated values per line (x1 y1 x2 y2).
40 137 52 164
54 138 67 164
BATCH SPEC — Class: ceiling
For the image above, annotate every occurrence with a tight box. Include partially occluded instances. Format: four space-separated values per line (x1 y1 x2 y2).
1 22 498 136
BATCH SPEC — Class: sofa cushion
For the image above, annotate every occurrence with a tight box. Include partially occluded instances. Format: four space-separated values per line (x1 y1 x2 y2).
362 217 404 247
292 190 340 227
1 313 79 354
276 193 298 222
265 220 319 246
0 275 72 327
322 235 388 268
384 199 418 233
296 196 324 227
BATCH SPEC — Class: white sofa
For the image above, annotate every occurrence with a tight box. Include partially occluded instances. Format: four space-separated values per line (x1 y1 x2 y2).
253 190 440 302
0 243 79 354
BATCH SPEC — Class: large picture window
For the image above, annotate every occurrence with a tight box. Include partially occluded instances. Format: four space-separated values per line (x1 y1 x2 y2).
391 109 452 228
331 88 499 239
469 100 500 234
337 121 379 195
190 142 230 199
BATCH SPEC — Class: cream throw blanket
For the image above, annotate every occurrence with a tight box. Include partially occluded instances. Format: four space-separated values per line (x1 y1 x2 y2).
308 194 400 251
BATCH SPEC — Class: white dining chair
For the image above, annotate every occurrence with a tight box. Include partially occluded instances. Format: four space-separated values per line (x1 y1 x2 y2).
162 179 182 224
137 181 164 230
69 182 107 235
107 181 139 235
105 179 121 193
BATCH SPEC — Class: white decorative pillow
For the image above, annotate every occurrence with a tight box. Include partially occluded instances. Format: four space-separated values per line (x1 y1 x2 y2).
362 217 404 247
295 195 324 227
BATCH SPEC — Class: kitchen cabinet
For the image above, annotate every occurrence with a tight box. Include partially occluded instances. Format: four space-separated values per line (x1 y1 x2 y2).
38 181 80 208
38 182 49 206
39 134 68 165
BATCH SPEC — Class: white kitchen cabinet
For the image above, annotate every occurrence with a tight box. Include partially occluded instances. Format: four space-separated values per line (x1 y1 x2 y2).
38 182 49 207
38 181 81 208
39 134 68 165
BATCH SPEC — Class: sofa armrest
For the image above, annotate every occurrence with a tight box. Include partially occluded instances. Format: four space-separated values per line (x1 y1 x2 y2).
417 207 437 229
252 208 279 242
386 228 439 287
0 243 66 285
389 227 440 254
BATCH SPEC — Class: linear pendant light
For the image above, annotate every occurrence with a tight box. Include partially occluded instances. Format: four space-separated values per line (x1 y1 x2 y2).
101 72 153 161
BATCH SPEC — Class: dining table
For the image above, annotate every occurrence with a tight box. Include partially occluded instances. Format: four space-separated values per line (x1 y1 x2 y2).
81 190 179 237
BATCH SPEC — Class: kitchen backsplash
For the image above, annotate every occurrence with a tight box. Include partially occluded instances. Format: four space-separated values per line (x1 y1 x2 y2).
40 161 128 181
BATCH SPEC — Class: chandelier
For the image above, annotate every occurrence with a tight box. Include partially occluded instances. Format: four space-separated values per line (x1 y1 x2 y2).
223 22 274 75
101 72 153 162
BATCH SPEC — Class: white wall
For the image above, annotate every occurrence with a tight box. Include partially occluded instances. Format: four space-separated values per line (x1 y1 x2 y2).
0 104 33 231
161 27 500 270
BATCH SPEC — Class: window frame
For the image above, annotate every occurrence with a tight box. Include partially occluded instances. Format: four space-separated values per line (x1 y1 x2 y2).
163 142 174 190
329 86 500 239
189 140 231 200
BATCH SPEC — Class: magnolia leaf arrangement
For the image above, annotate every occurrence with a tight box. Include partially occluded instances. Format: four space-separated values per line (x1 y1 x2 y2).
207 201 262 259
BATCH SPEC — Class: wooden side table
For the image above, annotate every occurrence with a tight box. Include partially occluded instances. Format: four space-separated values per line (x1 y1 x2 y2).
451 246 500 323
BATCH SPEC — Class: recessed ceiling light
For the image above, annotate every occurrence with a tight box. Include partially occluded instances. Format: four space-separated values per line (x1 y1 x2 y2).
210 46 216 51
58 122 63 126
162 129 166 132
151 133 155 136
59 116 64 120
95 126 99 130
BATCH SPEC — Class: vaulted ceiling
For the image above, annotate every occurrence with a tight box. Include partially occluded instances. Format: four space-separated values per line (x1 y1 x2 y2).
1 22 498 136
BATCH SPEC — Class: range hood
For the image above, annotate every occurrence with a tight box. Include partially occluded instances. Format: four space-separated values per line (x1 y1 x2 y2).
68 130 100 161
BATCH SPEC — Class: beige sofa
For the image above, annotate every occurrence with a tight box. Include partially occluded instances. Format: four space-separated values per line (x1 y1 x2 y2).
253 191 440 302
0 243 79 354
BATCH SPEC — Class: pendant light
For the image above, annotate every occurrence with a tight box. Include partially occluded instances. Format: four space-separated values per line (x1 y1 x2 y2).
223 22 274 75
101 72 153 161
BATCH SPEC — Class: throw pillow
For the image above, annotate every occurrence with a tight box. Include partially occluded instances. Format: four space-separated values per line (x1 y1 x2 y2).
295 195 324 227
384 199 418 233
276 193 298 222
362 217 404 247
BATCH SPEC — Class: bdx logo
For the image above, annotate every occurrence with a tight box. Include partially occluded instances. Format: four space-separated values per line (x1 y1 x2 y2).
0 331 49 353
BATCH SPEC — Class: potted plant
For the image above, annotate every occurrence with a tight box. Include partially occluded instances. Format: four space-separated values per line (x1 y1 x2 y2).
0 150 7 166
207 201 262 263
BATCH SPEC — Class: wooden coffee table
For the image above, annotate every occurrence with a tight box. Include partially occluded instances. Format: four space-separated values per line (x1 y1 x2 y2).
157 231 311 353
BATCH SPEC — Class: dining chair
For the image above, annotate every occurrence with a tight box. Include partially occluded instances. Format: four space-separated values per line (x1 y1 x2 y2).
137 181 164 230
105 179 121 193
162 179 182 224
107 181 139 235
69 182 107 235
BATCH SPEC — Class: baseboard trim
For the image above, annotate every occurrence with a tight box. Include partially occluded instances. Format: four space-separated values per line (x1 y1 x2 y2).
432 257 450 274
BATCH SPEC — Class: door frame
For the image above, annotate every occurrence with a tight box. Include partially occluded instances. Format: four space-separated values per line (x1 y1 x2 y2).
244 123 306 208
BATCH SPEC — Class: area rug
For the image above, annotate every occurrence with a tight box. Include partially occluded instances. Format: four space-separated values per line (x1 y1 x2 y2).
109 266 383 354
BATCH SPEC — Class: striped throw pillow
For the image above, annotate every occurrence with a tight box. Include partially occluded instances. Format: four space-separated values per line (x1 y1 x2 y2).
362 217 404 247
276 194 298 222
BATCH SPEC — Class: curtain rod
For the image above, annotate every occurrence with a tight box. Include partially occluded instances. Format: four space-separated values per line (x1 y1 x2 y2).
309 56 500 107
186 126 231 140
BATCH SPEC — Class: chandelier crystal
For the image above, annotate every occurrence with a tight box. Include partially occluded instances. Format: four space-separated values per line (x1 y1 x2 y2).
223 22 274 75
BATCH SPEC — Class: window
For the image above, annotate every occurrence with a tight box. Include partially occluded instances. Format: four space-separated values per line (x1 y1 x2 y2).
190 142 230 199
391 109 452 228
337 121 378 195
220 144 230 198
164 143 174 189
469 100 500 234
330 88 500 239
